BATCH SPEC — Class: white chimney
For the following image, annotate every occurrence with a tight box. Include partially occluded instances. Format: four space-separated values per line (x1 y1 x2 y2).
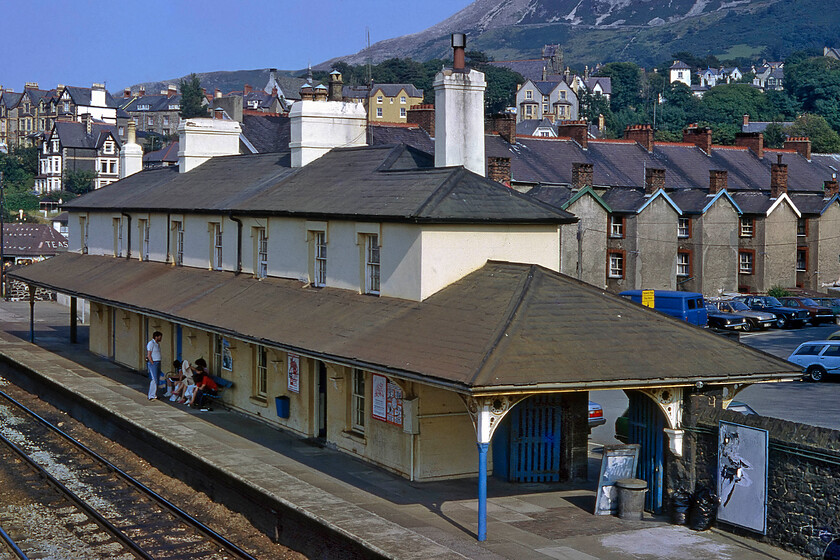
289 99 366 168
434 33 486 176
177 117 241 173
120 120 143 178
91 83 107 108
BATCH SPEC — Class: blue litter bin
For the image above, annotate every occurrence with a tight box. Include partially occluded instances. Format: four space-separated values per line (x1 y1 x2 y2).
275 396 290 418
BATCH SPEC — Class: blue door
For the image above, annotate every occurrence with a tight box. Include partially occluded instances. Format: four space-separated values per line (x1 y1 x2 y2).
627 391 665 513
509 395 563 483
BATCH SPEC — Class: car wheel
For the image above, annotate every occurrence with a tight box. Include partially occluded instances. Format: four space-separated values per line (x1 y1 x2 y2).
743 320 755 332
806 365 826 382
776 316 787 328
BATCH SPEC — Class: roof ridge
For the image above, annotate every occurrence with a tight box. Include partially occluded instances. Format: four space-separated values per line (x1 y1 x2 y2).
413 167 464 217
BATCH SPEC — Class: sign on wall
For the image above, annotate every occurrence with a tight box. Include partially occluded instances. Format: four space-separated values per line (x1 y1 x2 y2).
594 444 640 515
221 338 233 371
641 289 655 308
717 421 768 534
371 374 403 426
287 353 300 393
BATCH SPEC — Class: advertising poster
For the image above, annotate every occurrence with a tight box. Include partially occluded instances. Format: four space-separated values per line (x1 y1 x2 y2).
386 382 403 426
221 338 233 371
371 374 387 421
287 353 300 393
717 421 768 534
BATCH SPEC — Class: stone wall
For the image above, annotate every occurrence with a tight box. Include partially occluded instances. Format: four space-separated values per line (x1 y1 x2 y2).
676 392 840 559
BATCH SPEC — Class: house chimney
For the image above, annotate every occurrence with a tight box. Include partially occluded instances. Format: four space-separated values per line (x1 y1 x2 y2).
299 83 314 101
177 117 242 173
120 119 143 179
407 104 435 137
556 120 588 148
328 71 343 101
139 86 145 96
598 113 605 133
90 83 106 108
214 88 222 99
434 33 486 175
244 84 252 95
770 154 788 198
487 156 511 186
645 167 666 194
709 169 728 194
452 33 466 72
824 176 839 197
123 88 131 98
683 125 712 155
167 84 177 98
25 82 39 90
625 124 654 152
313 84 328 101
784 137 811 160
490 113 516 144
743 114 750 127
81 113 92 134
289 94 366 168
735 132 764 159
572 162 593 189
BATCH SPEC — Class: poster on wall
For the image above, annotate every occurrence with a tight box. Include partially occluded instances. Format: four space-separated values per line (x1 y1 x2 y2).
386 382 403 426
717 421 768 534
287 353 300 393
221 338 233 371
371 374 387 421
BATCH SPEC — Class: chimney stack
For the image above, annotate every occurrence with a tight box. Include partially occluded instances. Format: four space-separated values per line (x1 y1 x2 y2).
556 120 588 149
214 88 222 99
167 84 177 98
735 132 764 159
120 119 143 179
572 162 593 190
178 118 242 173
328 71 343 101
784 137 811 160
244 84 252 95
80 113 92 134
123 88 131 98
743 114 750 127
90 83 106 108
433 33 486 175
825 176 839 197
490 113 516 144
139 86 145 96
299 83 314 101
683 125 712 155
407 104 435 137
770 154 788 198
709 169 728 194
645 167 666 195
487 156 511 186
625 124 654 152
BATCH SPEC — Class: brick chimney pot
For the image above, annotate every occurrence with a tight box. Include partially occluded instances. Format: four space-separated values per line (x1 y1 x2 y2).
645 167 666 194
487 156 511 186
572 162 593 189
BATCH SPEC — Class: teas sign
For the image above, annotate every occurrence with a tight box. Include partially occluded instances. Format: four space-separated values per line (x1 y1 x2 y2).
371 374 403 426
287 354 300 393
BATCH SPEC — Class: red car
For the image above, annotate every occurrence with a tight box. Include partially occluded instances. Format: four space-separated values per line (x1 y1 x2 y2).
777 297 836 325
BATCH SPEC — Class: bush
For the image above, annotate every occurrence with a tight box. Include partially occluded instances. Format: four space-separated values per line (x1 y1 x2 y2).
767 285 791 298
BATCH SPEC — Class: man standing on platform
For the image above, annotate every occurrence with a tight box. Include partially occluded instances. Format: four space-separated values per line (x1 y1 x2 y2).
145 331 163 400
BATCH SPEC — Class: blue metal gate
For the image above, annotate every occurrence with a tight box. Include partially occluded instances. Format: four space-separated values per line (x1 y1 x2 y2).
628 391 665 513
510 395 563 482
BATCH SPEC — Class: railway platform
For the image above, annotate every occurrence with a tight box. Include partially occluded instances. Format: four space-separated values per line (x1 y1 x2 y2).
0 301 804 560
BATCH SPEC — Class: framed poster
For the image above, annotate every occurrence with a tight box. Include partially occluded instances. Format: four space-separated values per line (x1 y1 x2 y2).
371 374 387 421
718 421 768 534
221 338 233 371
594 444 640 515
386 381 403 426
287 353 300 393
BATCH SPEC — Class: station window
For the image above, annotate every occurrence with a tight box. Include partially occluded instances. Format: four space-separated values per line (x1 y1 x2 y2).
351 369 365 434
364 234 380 295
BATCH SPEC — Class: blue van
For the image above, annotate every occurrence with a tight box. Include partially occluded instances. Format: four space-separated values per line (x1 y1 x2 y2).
619 290 708 326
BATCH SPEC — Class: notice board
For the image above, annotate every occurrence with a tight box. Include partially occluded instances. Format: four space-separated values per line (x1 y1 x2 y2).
594 444 640 515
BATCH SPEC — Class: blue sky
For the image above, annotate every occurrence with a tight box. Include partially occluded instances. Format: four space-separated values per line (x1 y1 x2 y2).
3 0 473 91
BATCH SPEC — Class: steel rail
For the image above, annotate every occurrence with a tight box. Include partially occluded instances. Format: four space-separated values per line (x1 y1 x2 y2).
0 389 260 560
0 525 29 560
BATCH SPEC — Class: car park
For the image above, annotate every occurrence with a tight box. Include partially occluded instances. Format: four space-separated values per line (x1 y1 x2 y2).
734 295 810 328
704 303 748 330
619 290 707 326
811 297 840 321
711 299 777 331
777 297 836 325
588 401 606 429
787 340 840 381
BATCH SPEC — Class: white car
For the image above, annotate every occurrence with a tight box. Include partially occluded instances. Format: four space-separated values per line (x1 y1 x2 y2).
787 340 840 381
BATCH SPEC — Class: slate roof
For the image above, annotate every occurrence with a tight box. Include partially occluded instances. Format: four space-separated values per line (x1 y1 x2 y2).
742 121 793 133
516 118 556 137
601 188 648 213
64 145 574 224
670 61 691 69
729 191 775 214
240 114 290 153
789 193 836 215
2 224 68 257
143 142 179 165
342 84 423 99
584 77 611 95
368 123 434 154
1 92 23 109
64 86 121 108
122 94 182 112
49 121 120 150
10 255 798 391
668 189 719 214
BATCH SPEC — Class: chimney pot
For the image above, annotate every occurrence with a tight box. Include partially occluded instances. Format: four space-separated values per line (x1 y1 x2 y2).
784 136 811 160
645 167 666 195
625 123 654 152
743 114 750 127
452 33 466 71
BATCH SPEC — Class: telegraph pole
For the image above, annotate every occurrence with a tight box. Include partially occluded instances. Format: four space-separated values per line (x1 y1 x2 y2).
0 171 5 299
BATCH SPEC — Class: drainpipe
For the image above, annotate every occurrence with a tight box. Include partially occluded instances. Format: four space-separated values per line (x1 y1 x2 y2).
229 214 243 275
121 212 132 259
166 213 171 263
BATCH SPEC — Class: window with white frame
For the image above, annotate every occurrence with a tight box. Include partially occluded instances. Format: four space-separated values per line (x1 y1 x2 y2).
313 231 326 287
376 96 383 104
172 221 183 265
608 252 624 279
255 227 268 278
677 252 690 277
400 107 406 118
739 217 754 237
146 116 153 126
376 107 382 118
400 96 406 104
212 223 223 270
525 90 533 99
255 345 267 398
139 219 150 261
609 215 624 238
351 369 365 433
796 248 807 272
113 218 122 257
103 141 114 154
560 90 567 100
364 234 380 295
739 251 754 274
678 217 690 238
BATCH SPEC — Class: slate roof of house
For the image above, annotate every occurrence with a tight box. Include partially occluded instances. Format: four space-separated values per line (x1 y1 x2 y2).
670 61 691 70
600 188 648 213
243 90 277 110
368 123 434 154
143 142 179 164
789 193 836 215
64 144 574 224
1 92 23 109
526 185 574 208
728 191 776 214
48 121 121 150
240 114 290 153
122 94 182 112
10 255 798 392
668 189 719 214
342 84 423 99
63 86 121 108
742 121 794 133
2 224 68 257
584 77 611 95
516 118 556 137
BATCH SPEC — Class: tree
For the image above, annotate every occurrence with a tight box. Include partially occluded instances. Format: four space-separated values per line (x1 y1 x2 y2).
785 114 840 153
579 90 611 125
64 170 96 196
594 62 642 112
785 56 840 130
763 122 788 149
697 84 771 128
179 74 208 118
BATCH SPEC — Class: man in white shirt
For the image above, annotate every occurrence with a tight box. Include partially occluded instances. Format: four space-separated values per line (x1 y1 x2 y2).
146 331 163 400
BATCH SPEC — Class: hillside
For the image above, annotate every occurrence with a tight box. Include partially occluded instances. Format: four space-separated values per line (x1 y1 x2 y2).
129 68 307 99
320 0 840 69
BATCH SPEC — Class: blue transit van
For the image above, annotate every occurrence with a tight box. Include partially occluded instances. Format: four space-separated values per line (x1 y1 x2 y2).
619 290 708 326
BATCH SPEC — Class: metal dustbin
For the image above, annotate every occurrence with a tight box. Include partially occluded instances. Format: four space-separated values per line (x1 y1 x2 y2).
615 478 647 520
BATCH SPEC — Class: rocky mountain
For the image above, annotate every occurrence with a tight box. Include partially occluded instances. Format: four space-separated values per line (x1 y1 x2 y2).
321 0 840 69
129 69 307 100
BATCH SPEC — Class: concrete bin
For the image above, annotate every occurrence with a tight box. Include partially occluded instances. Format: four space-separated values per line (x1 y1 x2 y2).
615 478 648 520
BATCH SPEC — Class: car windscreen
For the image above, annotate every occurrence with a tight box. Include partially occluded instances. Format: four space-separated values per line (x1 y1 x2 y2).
765 297 783 306
730 301 750 311
793 344 825 356
801 298 818 306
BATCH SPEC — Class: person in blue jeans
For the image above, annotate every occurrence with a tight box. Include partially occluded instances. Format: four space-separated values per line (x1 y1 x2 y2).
145 331 163 400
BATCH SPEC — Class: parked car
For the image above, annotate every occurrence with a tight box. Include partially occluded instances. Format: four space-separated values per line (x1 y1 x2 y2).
787 340 840 381
828 330 840 340
619 290 707 326
711 299 777 331
588 401 606 429
776 297 835 325
704 303 748 330
614 401 756 442
734 295 810 328
811 297 840 321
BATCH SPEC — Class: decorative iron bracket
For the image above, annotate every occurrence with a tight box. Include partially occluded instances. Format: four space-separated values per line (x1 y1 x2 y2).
719 383 747 410
638 387 684 457
460 394 529 444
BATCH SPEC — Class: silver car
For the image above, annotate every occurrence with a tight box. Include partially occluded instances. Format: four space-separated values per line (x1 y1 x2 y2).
712 299 777 331
787 340 840 381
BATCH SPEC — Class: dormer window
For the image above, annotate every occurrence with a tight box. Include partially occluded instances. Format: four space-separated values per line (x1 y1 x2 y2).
376 96 383 104
137 104 150 110
168 104 179 110
103 141 114 154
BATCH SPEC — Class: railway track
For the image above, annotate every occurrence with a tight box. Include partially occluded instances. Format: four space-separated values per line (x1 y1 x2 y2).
0 389 260 560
